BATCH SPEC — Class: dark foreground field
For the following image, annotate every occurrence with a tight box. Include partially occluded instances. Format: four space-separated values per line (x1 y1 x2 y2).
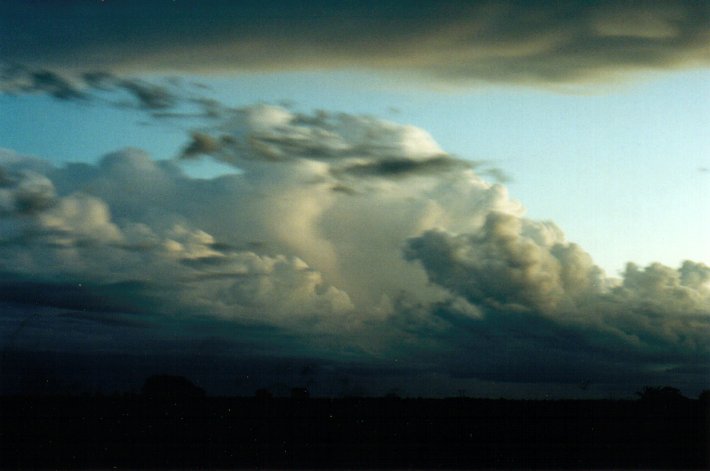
1 396 707 469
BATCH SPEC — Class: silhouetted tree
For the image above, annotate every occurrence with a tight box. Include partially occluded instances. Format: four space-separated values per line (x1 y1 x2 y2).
698 389 710 403
291 387 309 399
385 388 402 399
636 386 686 402
141 374 205 399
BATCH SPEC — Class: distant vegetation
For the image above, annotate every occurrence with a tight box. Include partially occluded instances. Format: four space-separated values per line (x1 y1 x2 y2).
636 385 687 402
2 389 706 468
1 377 707 468
141 374 205 399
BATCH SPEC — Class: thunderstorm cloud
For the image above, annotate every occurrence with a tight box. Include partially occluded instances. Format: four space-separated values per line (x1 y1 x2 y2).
1 105 708 394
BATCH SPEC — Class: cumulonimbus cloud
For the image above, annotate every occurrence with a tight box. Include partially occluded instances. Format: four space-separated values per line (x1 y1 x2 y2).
0 104 708 389
1 1 708 85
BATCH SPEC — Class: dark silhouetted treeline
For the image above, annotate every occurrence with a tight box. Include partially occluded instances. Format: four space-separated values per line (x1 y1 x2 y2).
2 392 707 469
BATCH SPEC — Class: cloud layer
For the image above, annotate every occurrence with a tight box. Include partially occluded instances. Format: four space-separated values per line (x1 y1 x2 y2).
1 1 708 85
1 104 708 395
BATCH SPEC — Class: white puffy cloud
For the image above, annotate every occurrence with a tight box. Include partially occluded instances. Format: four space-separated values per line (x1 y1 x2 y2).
37 194 123 245
405 212 605 315
0 149 357 332
405 215 710 357
184 252 355 324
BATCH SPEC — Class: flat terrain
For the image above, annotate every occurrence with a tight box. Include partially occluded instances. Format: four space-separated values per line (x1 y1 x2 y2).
1 396 707 468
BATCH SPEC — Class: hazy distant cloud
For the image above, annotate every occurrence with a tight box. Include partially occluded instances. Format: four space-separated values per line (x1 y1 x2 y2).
0 107 708 391
1 1 708 85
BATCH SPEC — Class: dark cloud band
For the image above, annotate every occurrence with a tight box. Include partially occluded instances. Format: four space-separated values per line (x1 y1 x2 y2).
1 1 708 84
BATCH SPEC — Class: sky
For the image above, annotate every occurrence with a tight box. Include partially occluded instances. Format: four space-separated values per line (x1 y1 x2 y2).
0 0 708 398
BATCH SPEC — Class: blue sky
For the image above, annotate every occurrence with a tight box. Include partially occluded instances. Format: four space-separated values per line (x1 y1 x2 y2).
1 1 709 398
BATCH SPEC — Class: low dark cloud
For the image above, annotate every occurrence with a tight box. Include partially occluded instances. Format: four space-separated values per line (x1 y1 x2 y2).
1 1 708 85
0 276 156 315
57 310 153 329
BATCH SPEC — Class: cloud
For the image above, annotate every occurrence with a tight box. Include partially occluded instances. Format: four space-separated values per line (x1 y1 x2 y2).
57 310 153 329
404 212 605 315
339 156 471 179
114 78 177 110
181 132 228 158
0 168 56 215
0 66 86 100
0 65 189 112
1 1 708 85
0 277 153 316
178 105 475 177
0 107 708 394
404 216 710 358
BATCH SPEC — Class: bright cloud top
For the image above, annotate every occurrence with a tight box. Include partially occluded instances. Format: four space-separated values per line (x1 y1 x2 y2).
0 105 708 389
